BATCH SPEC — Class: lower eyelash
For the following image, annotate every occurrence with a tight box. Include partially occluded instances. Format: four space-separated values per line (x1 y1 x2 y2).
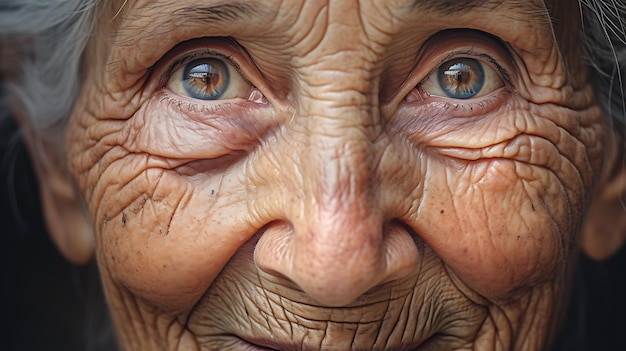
409 85 511 118
447 89 511 117
159 93 232 114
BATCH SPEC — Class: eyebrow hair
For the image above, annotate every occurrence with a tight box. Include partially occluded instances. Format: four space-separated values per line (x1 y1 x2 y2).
412 0 507 14
170 2 261 24
158 0 532 27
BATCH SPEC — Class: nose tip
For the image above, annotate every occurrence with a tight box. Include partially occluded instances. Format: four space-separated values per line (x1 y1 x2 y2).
251 82 418 305
255 219 418 306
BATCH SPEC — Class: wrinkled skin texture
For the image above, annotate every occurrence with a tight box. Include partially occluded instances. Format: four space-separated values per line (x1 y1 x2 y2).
66 0 609 350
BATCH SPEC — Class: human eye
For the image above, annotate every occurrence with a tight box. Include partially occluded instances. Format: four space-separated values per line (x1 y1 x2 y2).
419 56 504 100
166 50 255 101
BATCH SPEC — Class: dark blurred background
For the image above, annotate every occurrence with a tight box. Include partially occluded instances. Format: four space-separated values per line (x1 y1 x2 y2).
0 114 624 351
0 116 117 351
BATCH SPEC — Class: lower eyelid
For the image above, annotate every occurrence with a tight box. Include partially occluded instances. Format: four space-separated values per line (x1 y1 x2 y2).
388 92 513 156
402 86 510 118
147 91 274 149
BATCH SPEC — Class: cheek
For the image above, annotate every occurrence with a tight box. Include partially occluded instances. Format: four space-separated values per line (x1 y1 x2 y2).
68 90 270 312
95 165 253 311
416 160 567 297
400 93 605 299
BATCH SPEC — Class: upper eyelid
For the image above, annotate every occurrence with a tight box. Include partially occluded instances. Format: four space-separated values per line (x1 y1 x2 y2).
155 34 515 107
153 37 247 86
421 50 512 87
470 52 512 86
409 29 519 90
158 49 241 87
152 37 291 110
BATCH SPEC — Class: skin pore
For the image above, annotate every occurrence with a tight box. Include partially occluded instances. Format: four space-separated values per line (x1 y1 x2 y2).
61 0 614 350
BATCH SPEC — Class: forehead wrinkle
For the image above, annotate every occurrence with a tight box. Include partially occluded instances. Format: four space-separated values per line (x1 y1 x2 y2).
167 1 263 24
112 0 267 45
103 0 561 87
410 0 548 17
106 0 273 79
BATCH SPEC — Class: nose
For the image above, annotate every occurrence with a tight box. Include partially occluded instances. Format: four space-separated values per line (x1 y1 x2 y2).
255 216 419 307
254 78 418 306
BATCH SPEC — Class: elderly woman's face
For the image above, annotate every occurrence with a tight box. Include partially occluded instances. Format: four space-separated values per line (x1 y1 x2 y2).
64 0 611 349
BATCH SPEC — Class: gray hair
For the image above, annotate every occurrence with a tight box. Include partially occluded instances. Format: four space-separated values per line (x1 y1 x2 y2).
0 2 112 350
580 0 626 134
0 0 99 160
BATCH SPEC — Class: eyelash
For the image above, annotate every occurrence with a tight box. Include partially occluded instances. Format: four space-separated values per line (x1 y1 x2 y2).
407 49 514 115
155 39 514 118
473 52 511 86
427 49 512 88
158 94 240 115
158 50 242 88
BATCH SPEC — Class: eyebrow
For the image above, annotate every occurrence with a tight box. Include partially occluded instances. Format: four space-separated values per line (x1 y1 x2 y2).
411 0 506 14
169 2 262 24
169 0 519 24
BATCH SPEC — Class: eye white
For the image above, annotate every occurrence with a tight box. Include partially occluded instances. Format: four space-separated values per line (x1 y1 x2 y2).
167 56 253 100
420 57 503 99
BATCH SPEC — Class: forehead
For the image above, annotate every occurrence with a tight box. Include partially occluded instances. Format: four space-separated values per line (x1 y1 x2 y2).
107 0 575 49
100 0 584 93
113 0 549 25
107 0 556 57
115 0 542 11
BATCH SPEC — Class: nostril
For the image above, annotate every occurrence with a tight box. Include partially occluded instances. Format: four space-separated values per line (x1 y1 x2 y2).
379 220 421 283
254 220 295 278
254 217 419 306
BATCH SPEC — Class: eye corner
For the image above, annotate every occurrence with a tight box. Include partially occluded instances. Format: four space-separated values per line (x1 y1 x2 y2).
406 28 519 104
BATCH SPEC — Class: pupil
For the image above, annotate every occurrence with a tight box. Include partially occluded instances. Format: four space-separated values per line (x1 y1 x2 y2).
182 59 229 100
437 58 484 99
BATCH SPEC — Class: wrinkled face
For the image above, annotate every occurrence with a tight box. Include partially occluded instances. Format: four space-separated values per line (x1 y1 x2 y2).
67 0 608 350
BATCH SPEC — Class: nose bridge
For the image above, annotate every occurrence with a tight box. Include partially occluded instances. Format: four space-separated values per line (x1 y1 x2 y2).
298 87 381 266
291 14 383 203
299 76 379 207
281 57 389 305
296 49 381 227
252 6 419 306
